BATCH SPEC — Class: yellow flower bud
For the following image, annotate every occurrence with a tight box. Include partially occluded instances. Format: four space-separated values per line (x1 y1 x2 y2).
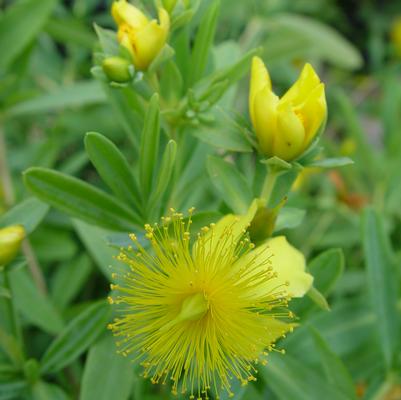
111 0 170 71
391 17 401 57
0 225 25 266
102 56 132 82
249 57 327 161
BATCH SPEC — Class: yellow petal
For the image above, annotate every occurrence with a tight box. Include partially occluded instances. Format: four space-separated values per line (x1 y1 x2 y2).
249 57 272 124
112 0 148 29
253 86 279 156
267 236 313 297
193 200 259 261
273 103 305 161
281 63 321 107
233 236 312 300
297 83 326 147
130 8 170 70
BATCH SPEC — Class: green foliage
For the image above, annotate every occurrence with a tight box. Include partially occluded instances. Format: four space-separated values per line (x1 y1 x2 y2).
0 0 401 399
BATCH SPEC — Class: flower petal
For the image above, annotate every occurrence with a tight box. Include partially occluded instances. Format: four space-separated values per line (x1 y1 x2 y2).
274 103 305 160
249 57 272 123
281 63 321 107
112 0 149 29
253 86 279 156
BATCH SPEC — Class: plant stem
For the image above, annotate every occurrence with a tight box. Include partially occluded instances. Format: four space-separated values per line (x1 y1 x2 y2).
1 267 23 349
260 166 280 206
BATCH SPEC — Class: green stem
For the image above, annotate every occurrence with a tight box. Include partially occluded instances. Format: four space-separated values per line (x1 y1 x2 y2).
1 267 23 348
260 166 280 206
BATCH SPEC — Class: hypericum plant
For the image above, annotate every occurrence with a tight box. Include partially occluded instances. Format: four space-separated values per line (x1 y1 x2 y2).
17 0 359 399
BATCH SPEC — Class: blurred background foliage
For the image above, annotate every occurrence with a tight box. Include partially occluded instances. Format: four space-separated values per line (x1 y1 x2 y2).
0 0 401 399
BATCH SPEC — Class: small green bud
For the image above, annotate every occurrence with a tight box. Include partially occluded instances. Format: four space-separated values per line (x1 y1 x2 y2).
0 225 25 266
102 57 132 83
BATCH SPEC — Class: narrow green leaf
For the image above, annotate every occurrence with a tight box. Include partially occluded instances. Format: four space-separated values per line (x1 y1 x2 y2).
31 381 69 400
84 132 142 212
362 208 399 368
148 45 175 74
307 287 330 311
139 94 160 200
6 81 106 117
72 219 119 281
0 380 27 400
309 248 344 296
275 207 305 232
9 267 64 335
94 24 120 56
0 0 56 70
0 198 49 234
308 157 354 168
207 156 252 214
80 334 134 400
262 352 347 400
148 140 177 215
51 254 93 309
40 302 110 374
311 329 357 400
265 14 363 70
189 0 220 85
24 167 140 231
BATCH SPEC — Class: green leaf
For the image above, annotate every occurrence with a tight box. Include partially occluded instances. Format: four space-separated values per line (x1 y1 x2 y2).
40 302 110 374
31 381 69 400
50 254 93 309
189 0 220 85
262 352 347 400
307 157 354 168
0 198 49 234
80 334 134 400
72 219 119 281
94 24 120 56
311 329 357 400
0 0 56 70
45 18 96 49
0 380 27 400
192 108 253 153
139 94 160 201
84 132 142 212
307 287 330 311
9 267 64 335
148 45 175 74
6 81 106 117
309 248 344 296
264 14 363 70
362 208 399 368
148 140 177 215
275 207 305 232
207 156 252 214
24 167 140 231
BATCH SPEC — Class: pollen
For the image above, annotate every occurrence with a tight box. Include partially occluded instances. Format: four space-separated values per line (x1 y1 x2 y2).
108 208 294 399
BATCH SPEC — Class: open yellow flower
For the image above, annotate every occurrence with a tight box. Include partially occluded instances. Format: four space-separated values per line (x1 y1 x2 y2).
111 0 170 70
108 206 312 399
0 225 25 266
249 57 327 161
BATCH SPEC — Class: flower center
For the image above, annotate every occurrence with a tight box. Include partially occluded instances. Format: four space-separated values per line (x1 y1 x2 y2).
178 292 209 322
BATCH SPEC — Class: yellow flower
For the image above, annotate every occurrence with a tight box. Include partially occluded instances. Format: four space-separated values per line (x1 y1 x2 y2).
111 0 170 71
391 17 401 57
249 57 327 161
108 206 312 398
0 225 25 266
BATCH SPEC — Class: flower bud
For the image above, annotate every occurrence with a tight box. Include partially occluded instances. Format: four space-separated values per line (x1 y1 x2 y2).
0 225 25 266
102 56 132 82
111 0 170 71
249 57 327 161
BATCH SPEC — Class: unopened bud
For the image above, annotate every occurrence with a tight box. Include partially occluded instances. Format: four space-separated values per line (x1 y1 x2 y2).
0 225 25 266
102 57 132 83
